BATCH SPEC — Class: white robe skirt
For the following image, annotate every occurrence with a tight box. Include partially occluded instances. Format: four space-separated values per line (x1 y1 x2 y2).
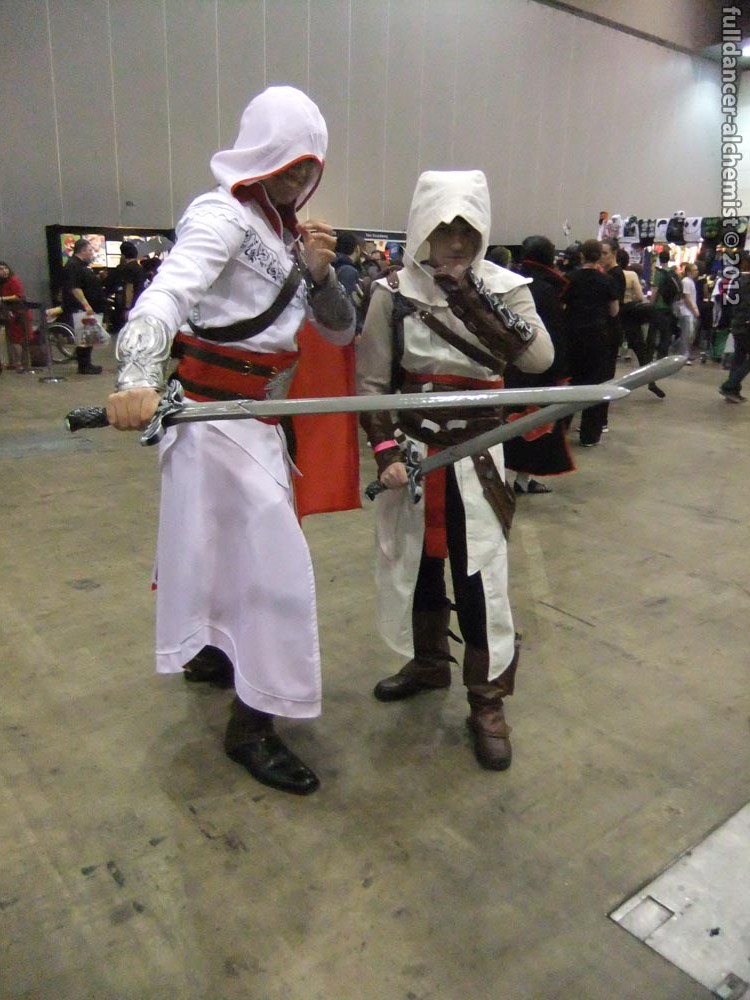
374 440 516 681
154 418 321 718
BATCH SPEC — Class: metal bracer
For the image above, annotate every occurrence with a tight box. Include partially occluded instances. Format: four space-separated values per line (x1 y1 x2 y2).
115 316 174 391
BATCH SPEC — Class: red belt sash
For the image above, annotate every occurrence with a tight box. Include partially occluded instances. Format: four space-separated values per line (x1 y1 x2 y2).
404 371 504 391
173 332 298 420
403 371 503 558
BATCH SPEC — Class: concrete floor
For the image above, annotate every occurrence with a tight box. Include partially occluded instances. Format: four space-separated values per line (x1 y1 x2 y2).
1 345 748 1000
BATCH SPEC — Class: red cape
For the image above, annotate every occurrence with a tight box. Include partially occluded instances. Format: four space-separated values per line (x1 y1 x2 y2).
288 323 361 519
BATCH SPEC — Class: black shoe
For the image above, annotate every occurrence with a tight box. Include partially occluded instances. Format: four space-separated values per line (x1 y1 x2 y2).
78 364 103 375
226 732 320 795
183 646 234 688
648 382 666 399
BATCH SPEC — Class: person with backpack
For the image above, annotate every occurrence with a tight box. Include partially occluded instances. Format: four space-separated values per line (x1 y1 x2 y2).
647 248 681 362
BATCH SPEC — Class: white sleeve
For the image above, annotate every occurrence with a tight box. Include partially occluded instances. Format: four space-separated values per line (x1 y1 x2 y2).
129 205 246 332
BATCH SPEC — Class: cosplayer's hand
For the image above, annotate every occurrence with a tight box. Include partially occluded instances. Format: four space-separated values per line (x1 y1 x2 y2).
106 387 160 431
380 462 409 490
299 220 337 283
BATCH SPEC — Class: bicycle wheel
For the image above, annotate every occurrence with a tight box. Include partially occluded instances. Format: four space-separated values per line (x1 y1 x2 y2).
47 322 77 363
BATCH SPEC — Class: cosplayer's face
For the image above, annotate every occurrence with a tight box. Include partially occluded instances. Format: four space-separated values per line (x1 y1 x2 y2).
262 158 318 207
428 217 481 269
0 264 9 280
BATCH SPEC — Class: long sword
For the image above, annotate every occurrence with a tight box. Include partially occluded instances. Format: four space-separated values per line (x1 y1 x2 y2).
364 355 686 501
65 382 628 444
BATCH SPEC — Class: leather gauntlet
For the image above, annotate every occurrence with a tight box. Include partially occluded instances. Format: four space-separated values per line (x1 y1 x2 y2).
360 410 403 474
433 267 537 365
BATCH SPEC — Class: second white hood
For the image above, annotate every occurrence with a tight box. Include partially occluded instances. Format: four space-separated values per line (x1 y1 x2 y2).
405 170 491 266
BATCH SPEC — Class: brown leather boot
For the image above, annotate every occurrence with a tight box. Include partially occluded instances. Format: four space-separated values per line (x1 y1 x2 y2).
224 698 319 795
464 637 520 771
373 605 454 702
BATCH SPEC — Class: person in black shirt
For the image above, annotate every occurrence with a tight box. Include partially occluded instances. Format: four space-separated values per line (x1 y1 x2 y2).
562 238 618 447
109 241 146 333
62 238 105 374
505 235 575 492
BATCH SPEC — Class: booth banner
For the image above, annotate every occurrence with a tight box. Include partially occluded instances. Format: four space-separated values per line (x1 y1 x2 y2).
621 216 640 244
665 215 686 244
683 218 702 243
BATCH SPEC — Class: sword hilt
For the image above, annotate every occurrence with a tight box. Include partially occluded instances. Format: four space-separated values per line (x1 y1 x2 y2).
65 406 109 432
364 441 423 503
364 479 388 501
64 379 186 444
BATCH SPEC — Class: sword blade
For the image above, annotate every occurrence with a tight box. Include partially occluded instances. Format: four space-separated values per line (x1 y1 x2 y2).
419 355 685 477
161 383 629 426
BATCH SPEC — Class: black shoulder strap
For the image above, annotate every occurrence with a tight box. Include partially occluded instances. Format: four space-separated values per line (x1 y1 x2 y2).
187 265 303 342
389 291 416 390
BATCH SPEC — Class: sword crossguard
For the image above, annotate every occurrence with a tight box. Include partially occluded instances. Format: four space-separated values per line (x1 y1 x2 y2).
139 379 186 446
404 440 423 503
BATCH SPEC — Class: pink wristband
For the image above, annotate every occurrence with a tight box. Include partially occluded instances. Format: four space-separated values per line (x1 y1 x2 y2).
373 439 399 454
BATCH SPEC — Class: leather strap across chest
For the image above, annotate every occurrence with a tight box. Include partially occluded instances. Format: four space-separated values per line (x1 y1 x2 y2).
417 310 501 371
186 264 303 342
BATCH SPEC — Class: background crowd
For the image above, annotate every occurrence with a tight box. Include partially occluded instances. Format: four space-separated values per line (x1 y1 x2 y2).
1 229 747 425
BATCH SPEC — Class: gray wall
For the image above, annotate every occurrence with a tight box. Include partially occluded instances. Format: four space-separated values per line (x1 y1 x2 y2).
0 0 723 301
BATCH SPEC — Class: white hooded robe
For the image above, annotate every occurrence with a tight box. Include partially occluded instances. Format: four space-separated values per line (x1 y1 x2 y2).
129 86 353 718
356 171 553 678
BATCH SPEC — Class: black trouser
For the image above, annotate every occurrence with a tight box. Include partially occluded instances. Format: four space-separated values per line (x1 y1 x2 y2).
619 303 652 367
567 325 610 444
414 466 487 650
721 330 750 393
601 320 621 426
647 310 676 361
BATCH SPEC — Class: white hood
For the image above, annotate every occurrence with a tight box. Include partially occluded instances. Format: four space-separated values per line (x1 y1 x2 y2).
210 86 327 210
406 170 491 266
397 169 529 304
